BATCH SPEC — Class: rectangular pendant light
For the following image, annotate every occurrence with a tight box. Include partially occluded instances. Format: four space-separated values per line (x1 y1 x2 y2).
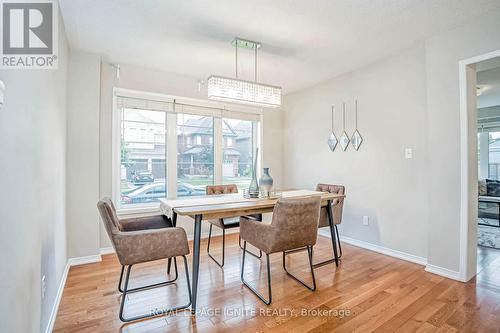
207 75 281 108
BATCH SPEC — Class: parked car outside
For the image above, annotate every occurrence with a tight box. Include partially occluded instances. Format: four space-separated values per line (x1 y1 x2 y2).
132 170 154 185
177 183 206 197
121 182 205 204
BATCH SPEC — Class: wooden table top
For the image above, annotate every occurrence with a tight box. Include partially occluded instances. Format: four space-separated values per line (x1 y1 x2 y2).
160 189 345 219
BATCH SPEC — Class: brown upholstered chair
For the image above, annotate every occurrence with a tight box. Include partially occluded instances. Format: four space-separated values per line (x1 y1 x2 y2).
316 184 345 258
239 196 321 304
97 198 192 322
205 184 262 267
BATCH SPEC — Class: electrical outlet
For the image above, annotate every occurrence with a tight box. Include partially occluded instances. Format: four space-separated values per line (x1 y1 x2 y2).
41 275 46 299
362 216 369 226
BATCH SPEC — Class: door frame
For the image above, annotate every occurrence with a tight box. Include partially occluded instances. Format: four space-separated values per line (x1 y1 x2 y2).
459 49 500 282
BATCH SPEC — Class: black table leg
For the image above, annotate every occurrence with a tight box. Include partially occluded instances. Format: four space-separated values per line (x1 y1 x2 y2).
191 214 202 313
313 199 340 268
327 200 340 267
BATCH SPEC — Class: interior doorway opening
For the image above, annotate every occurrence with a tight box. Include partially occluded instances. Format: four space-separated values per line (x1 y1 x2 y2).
459 49 500 284
476 55 500 290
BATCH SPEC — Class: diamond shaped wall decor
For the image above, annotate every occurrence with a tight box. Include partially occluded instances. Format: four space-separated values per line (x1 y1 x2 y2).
351 129 363 150
328 132 338 151
340 131 350 151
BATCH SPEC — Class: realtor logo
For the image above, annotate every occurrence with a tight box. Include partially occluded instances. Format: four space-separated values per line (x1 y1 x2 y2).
1 1 58 68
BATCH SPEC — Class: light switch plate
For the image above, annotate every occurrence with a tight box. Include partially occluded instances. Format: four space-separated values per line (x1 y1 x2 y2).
362 216 369 226
405 148 413 159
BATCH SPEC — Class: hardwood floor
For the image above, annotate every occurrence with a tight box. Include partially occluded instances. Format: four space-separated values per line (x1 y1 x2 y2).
477 245 500 293
54 234 500 332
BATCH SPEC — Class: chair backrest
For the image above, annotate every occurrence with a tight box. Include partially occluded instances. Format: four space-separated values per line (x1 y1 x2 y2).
206 184 238 195
97 198 122 239
270 196 321 249
316 183 345 226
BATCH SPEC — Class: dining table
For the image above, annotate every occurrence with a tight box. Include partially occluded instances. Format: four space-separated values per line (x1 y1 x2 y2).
159 189 345 313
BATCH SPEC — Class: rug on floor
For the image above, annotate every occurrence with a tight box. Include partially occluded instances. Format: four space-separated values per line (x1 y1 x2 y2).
478 218 500 249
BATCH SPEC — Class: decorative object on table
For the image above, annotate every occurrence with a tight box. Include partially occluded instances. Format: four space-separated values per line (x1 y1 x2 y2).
243 189 282 199
339 102 350 151
248 147 260 198
258 167 274 197
351 99 363 150
328 105 338 152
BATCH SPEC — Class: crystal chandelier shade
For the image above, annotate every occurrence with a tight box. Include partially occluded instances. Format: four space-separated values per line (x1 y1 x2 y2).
207 38 282 108
207 76 281 108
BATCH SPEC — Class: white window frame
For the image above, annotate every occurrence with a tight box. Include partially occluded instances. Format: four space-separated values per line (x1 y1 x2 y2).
112 88 263 214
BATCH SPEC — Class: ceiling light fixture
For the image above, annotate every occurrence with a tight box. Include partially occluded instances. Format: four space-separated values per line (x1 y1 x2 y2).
207 38 282 108
477 85 488 96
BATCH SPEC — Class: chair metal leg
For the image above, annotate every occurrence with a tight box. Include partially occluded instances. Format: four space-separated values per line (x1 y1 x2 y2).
239 234 262 259
167 212 178 274
241 241 272 305
335 225 342 259
118 258 178 294
282 246 316 291
207 224 225 267
118 265 125 293
167 258 178 277
119 256 192 322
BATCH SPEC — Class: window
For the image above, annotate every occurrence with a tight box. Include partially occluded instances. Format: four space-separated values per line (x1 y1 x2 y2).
120 108 166 208
114 89 262 211
478 130 500 180
222 118 256 192
177 114 214 197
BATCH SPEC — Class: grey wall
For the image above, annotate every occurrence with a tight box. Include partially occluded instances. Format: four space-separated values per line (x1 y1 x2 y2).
425 9 500 275
283 9 500 276
0 11 69 333
66 50 102 258
283 43 429 259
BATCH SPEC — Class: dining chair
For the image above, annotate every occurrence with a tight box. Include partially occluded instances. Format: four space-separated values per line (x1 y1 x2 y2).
316 183 345 258
97 198 192 322
205 184 262 268
239 196 321 304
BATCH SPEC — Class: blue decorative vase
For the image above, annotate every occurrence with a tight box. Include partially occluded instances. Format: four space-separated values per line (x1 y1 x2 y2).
248 148 260 198
259 167 273 197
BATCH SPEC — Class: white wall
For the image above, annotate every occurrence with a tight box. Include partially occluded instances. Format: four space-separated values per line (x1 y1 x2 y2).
66 50 101 258
424 9 500 275
283 43 429 259
97 63 284 248
0 11 69 333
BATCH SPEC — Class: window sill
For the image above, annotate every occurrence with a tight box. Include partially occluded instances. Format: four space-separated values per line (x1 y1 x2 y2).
117 204 161 217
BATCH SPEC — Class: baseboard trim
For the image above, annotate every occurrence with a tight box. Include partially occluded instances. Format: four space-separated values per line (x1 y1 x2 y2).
99 246 115 255
44 262 70 333
319 231 465 282
45 254 103 332
425 264 462 281
67 254 102 266
318 230 427 266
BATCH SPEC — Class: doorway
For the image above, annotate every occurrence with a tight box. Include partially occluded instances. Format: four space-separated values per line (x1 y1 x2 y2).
476 56 500 290
459 49 500 285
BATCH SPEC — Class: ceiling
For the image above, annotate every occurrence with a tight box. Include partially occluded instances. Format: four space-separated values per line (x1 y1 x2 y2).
59 0 500 94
